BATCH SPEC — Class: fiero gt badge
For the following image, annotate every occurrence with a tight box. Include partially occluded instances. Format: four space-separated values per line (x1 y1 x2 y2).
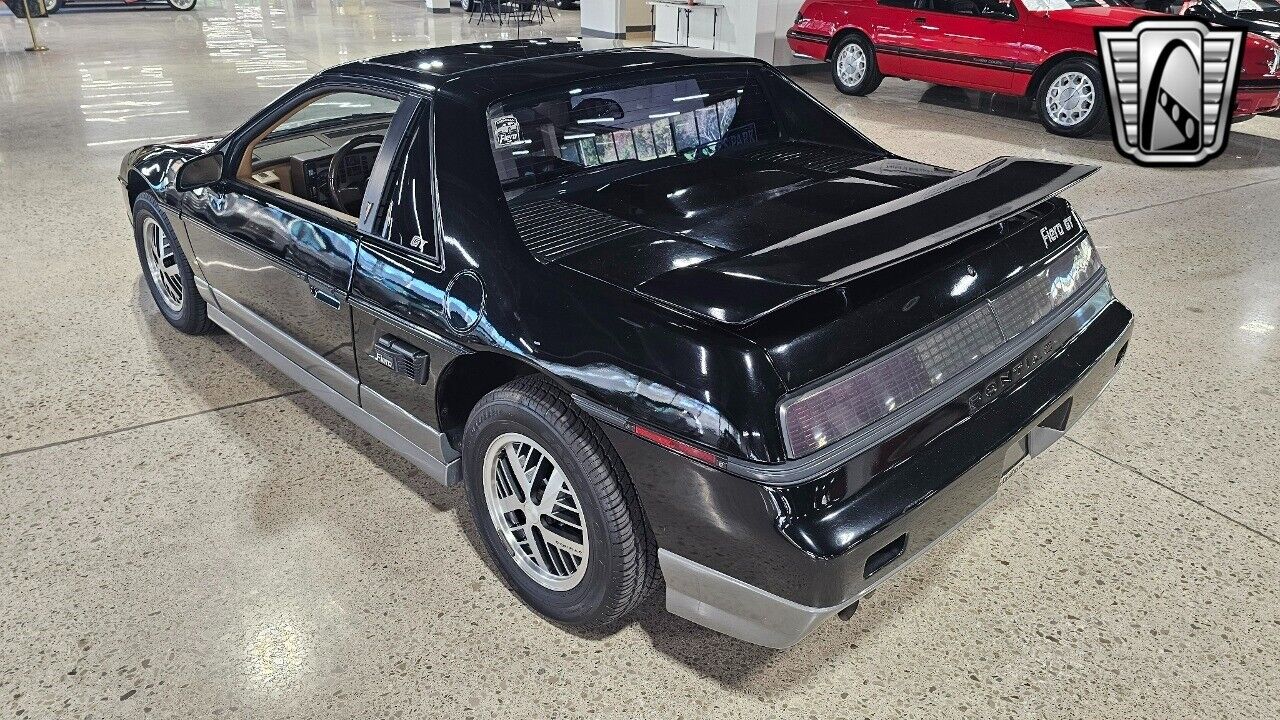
1096 19 1244 167
1039 214 1075 249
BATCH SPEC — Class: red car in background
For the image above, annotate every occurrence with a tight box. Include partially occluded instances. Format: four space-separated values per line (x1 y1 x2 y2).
788 0 1280 136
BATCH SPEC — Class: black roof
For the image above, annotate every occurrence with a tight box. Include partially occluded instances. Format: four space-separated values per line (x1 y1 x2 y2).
323 39 757 102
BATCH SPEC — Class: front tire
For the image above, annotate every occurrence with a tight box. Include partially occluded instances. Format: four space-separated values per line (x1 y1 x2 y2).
132 194 213 335
166 0 196 10
830 34 883 96
463 376 659 628
43 0 62 14
1036 58 1107 137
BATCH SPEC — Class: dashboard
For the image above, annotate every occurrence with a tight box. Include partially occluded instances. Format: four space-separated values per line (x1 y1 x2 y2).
248 119 389 209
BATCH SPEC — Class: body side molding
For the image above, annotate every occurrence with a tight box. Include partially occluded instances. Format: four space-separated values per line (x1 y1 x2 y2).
207 289 457 485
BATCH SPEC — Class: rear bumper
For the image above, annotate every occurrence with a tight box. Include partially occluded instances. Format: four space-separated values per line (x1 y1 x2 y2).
786 30 830 61
598 281 1132 648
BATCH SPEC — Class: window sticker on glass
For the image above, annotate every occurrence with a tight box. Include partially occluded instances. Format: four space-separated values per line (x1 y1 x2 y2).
560 142 582 165
491 115 523 147
1020 0 1072 9
595 134 620 163
633 125 657 161
721 123 758 151
672 113 699 151
696 106 722 144
579 138 601 167
612 130 638 161
653 119 676 157
717 98 739 134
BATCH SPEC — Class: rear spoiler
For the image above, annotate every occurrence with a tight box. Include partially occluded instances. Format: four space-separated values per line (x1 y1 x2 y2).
635 157 1098 325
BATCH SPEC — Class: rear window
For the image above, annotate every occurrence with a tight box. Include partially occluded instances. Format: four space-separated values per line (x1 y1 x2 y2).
487 66 784 191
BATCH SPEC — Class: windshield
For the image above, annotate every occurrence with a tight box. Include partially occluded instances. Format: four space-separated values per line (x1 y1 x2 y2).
487 65 867 192
1204 0 1280 12
270 92 399 137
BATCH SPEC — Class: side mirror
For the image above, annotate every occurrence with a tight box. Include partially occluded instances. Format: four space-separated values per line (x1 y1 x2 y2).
176 152 224 192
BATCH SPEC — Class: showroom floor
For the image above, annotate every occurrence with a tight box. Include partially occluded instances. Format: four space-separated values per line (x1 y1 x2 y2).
2 1 1278 718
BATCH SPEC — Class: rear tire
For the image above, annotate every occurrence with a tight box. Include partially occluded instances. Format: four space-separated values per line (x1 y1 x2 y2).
1036 58 1107 137
166 0 196 9
463 376 659 628
132 193 213 335
830 34 883 96
43 0 62 14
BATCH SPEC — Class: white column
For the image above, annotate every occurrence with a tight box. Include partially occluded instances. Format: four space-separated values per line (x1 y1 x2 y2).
426 0 450 13
581 0 627 39
581 0 651 39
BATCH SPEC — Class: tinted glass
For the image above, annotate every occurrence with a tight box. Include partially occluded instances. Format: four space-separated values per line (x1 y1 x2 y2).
487 67 784 191
379 120 439 260
270 92 400 138
1206 0 1280 11
928 0 1016 15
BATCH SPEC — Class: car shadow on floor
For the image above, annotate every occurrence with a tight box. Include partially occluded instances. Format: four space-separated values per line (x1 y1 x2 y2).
135 274 987 689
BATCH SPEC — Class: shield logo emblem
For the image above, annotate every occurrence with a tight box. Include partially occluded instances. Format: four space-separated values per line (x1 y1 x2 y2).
1096 19 1245 166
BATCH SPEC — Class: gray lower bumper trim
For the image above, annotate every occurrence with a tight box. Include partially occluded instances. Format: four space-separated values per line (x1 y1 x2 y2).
660 549 843 649
660 492 998 648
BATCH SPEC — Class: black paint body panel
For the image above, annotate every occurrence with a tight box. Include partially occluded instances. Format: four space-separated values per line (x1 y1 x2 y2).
609 297 1131 606
118 42 1131 611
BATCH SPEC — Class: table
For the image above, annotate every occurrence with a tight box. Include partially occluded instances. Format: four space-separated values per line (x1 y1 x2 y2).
647 0 724 50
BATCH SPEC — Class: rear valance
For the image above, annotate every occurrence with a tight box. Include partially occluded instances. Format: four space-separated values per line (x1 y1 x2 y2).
634 157 1098 325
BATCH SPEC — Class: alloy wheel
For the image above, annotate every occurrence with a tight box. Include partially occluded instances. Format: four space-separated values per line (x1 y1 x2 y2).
836 43 868 89
1045 71 1095 128
142 216 184 312
482 432 589 591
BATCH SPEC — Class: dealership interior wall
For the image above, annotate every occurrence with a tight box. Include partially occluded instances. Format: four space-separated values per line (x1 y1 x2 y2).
2 1 1278 718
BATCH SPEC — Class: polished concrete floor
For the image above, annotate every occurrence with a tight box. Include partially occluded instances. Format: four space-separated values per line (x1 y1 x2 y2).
2 2 1278 718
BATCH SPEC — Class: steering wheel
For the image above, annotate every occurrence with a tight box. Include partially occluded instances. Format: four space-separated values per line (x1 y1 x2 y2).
328 134 383 216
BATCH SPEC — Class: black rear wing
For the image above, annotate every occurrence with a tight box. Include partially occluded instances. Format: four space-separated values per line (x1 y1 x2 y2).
635 157 1099 325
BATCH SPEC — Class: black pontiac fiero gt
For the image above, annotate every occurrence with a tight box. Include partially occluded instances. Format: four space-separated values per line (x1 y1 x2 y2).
120 40 1132 648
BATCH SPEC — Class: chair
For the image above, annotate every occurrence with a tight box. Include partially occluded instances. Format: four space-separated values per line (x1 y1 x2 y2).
469 0 504 25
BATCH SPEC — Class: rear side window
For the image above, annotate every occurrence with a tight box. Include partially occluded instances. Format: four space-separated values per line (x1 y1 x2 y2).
487 67 783 191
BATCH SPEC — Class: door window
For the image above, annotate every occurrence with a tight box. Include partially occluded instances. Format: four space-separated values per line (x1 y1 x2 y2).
927 0 1018 17
234 90 405 221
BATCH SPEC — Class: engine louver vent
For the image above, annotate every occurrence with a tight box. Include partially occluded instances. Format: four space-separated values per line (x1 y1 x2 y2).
510 199 648 263
741 144 873 175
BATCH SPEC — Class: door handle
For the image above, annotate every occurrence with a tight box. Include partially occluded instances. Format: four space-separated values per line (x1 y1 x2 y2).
913 16 927 23
310 284 342 309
